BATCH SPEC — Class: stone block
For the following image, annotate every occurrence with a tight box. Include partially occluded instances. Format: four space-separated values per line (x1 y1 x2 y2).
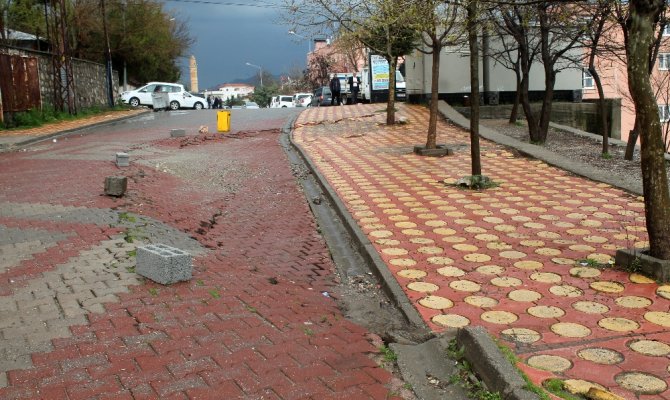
136 244 192 285
413 144 453 157
170 129 186 137
104 176 127 197
116 152 129 167
615 247 670 282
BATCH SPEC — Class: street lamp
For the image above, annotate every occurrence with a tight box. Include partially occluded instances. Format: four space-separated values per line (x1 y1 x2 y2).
245 62 263 87
288 30 311 53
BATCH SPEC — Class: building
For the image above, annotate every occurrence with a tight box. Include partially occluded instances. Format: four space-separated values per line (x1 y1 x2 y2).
203 83 255 102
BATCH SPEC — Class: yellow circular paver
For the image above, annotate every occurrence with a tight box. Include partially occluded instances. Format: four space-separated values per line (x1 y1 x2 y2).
598 317 640 332
465 296 498 308
450 280 481 292
453 244 478 252
390 258 417 267
376 238 401 246
481 311 518 324
552 257 576 265
578 348 624 365
427 256 454 266
644 311 670 327
514 260 544 270
464 253 491 263
397 269 427 279
656 285 670 300
551 322 591 338
528 305 565 318
491 277 522 287
437 266 466 277
395 221 417 228
442 236 467 243
570 267 601 279
615 372 667 394
535 248 562 256
402 229 425 236
538 231 561 239
475 234 499 242
418 246 444 255
629 340 670 356
629 273 655 284
502 328 541 343
370 230 393 238
615 296 652 308
526 355 572 372
550 285 583 297
500 250 527 259
382 248 409 256
487 242 513 250
432 314 470 328
477 265 505 275
407 282 439 293
572 301 609 314
521 240 545 247
410 237 435 244
509 290 543 302
419 295 454 310
563 380 607 395
434 228 456 235
530 272 562 284
590 281 625 293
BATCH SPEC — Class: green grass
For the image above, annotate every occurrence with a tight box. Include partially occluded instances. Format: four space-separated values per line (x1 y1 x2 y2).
1 105 130 130
379 345 397 363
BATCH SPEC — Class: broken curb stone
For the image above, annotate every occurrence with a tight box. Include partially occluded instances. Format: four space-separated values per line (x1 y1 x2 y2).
170 129 186 137
104 176 127 197
136 244 192 285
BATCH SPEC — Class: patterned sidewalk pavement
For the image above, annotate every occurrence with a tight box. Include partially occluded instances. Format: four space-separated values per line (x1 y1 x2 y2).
293 103 670 399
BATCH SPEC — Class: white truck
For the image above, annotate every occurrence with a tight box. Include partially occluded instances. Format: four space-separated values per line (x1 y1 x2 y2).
360 56 406 103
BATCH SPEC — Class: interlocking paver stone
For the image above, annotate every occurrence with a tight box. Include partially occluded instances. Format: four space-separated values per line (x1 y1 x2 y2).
294 103 670 399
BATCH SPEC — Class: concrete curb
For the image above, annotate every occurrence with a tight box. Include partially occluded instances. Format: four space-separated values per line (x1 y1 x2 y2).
0 109 151 153
457 327 539 400
284 115 427 329
437 101 644 195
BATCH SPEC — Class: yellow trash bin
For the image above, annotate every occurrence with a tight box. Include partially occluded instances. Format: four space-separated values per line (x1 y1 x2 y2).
217 110 231 132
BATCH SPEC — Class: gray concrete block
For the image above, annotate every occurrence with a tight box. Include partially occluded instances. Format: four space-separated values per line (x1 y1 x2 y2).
136 244 192 285
170 129 186 137
116 152 129 167
456 326 539 400
104 176 127 197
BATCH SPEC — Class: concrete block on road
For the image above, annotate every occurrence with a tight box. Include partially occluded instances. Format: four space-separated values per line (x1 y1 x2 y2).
136 244 192 285
116 152 129 167
104 176 127 197
170 129 186 137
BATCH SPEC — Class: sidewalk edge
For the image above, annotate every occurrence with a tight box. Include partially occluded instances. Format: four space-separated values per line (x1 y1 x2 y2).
284 117 427 329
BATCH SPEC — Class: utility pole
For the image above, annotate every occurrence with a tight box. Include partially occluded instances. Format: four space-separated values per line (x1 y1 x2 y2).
101 0 115 107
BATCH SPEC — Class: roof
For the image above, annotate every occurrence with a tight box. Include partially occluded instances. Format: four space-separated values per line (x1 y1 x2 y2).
3 29 40 41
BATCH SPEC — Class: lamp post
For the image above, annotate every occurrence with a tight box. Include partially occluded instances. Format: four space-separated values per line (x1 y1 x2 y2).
288 30 311 53
245 62 262 88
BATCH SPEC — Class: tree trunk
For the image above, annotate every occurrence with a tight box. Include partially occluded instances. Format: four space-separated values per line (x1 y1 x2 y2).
509 64 521 124
386 56 397 125
589 67 610 155
426 43 441 149
626 0 670 260
468 0 482 176
537 71 555 144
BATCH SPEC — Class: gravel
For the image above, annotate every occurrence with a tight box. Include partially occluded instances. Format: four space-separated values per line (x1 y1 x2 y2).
479 119 670 191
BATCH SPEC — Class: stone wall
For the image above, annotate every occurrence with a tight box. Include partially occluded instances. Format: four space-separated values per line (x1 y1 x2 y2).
1 45 119 111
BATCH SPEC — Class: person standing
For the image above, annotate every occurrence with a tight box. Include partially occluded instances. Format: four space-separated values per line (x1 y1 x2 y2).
348 72 361 105
329 74 341 106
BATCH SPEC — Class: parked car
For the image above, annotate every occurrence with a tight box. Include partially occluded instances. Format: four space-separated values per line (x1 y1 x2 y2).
244 101 260 109
297 95 313 107
293 93 312 107
120 82 207 110
271 95 294 108
310 87 333 107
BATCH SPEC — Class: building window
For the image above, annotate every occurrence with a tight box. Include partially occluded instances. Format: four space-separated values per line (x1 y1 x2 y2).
582 69 594 89
659 53 670 70
659 105 670 122
664 24 670 36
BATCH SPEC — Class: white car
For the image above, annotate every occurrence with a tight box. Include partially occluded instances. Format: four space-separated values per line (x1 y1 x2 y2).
270 95 294 108
244 101 260 109
293 93 312 107
120 82 207 110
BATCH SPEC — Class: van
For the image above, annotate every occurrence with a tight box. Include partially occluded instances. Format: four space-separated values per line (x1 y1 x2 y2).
276 95 294 108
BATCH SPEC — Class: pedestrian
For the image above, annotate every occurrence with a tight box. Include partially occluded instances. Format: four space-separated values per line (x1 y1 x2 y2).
213 97 220 109
329 74 341 106
207 95 212 109
348 72 361 105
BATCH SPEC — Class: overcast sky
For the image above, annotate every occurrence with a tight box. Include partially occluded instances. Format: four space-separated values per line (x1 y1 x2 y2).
163 0 311 90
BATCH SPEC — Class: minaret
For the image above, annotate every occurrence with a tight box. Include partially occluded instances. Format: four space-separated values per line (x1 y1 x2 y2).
189 55 199 92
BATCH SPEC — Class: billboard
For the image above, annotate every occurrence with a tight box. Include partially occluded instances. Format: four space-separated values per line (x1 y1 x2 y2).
370 55 390 91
